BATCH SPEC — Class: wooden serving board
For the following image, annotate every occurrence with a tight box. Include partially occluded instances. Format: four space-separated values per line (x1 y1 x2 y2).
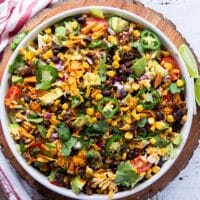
0 0 200 200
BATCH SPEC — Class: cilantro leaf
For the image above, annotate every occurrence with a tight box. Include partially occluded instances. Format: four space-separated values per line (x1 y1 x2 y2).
27 112 43 123
37 124 46 139
61 137 77 156
153 136 170 147
169 82 184 94
138 117 147 128
115 162 140 187
58 123 71 142
84 120 109 136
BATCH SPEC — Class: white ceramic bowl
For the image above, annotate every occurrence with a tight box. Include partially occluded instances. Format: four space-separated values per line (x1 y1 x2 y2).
0 6 194 200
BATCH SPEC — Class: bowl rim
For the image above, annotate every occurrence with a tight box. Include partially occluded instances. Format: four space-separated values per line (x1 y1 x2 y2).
0 6 194 200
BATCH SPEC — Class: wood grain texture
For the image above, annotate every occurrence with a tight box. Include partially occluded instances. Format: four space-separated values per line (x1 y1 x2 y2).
0 0 199 200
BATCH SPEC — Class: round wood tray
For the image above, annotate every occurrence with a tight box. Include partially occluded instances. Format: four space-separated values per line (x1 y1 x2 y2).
0 0 200 200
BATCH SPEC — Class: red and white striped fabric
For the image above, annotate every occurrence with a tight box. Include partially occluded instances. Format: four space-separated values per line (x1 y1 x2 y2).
0 1 62 199
0 0 62 57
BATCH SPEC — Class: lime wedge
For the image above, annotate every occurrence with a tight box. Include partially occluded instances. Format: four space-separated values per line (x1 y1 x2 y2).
90 9 104 19
195 77 200 106
179 44 199 77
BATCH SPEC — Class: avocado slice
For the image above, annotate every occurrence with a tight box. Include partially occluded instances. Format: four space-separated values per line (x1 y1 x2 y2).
9 123 20 139
110 17 129 33
12 75 23 84
172 133 182 146
39 88 63 105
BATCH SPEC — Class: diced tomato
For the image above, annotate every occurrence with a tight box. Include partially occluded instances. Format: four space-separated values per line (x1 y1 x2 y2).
163 92 171 102
50 180 65 187
31 141 43 148
5 86 21 100
161 57 181 81
131 156 152 174
85 17 109 29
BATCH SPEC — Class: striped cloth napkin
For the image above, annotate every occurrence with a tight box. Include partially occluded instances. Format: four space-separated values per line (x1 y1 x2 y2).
0 1 62 199
0 0 62 58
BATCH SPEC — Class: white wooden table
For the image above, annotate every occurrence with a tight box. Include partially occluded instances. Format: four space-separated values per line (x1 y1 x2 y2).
0 0 200 199
142 0 200 199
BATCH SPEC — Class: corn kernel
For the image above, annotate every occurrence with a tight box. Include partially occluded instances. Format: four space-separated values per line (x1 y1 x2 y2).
120 124 131 131
42 35 52 43
95 93 103 101
163 63 172 70
130 23 136 28
136 104 144 112
91 117 97 123
160 147 167 156
108 35 117 45
152 166 160 174
176 79 184 87
133 30 140 37
63 177 68 183
132 82 140 91
122 45 132 52
113 54 120 61
161 50 170 57
112 61 120 69
57 53 64 60
145 169 152 179
43 50 53 60
182 115 187 122
25 51 34 60
148 117 155 125
105 118 112 124
106 70 116 78
145 53 151 60
35 48 42 56
19 48 26 55
83 61 89 69
45 28 52 35
133 113 140 121
54 99 61 106
111 121 118 127
124 131 133 140
166 115 174 123
150 137 156 145
62 103 69 110
86 108 95 116
71 21 78 30
155 121 163 130
122 152 127 161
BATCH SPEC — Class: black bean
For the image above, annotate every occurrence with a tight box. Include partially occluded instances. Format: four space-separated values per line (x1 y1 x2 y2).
78 168 85 176
53 48 60 55
43 121 50 127
53 44 62 51
51 56 60 63
118 90 128 99
156 111 164 120
120 144 127 152
120 75 128 82
77 16 86 24
127 150 136 160
102 90 111 96
173 110 183 121
24 95 30 103
83 35 92 43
